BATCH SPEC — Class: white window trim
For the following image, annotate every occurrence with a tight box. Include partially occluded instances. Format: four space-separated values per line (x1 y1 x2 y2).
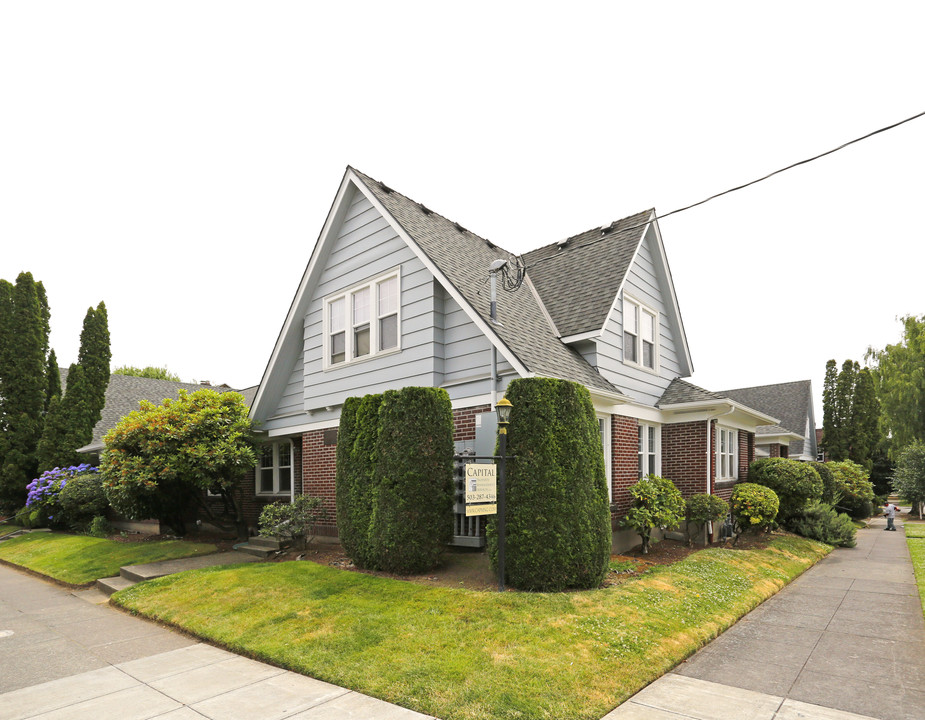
638 422 661 479
716 426 738 481
256 439 294 496
598 414 612 502
323 269 401 370
622 295 660 373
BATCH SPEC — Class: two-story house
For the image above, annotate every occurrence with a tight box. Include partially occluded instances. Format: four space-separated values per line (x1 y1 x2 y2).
249 167 777 550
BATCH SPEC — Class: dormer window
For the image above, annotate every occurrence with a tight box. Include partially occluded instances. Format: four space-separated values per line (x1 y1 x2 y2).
623 297 658 371
325 270 401 368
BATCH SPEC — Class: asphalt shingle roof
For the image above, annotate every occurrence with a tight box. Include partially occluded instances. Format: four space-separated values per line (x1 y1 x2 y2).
658 378 729 406
522 211 652 338
352 169 620 396
61 369 257 452
718 381 812 437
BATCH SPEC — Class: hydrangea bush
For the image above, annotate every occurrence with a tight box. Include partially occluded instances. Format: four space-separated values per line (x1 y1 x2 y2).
24 465 99 527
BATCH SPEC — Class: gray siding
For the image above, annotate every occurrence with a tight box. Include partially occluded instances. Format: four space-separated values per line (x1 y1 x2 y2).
595 227 682 405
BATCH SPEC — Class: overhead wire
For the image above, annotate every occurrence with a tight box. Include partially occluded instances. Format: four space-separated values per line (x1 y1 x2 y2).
524 108 925 270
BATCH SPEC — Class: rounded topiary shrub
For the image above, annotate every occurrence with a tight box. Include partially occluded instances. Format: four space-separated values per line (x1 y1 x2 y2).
335 394 382 568
730 483 779 532
368 387 454 574
828 460 875 519
686 493 729 541
623 475 686 554
57 468 107 532
487 377 611 591
748 458 822 521
810 461 838 505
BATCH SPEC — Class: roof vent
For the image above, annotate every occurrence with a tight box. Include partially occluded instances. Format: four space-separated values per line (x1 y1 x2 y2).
557 238 570 249
379 182 393 194
485 238 495 249
419 203 432 215
454 222 466 233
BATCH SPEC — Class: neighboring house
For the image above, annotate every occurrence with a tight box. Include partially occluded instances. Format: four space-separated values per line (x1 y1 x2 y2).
815 428 826 462
718 380 818 462
249 167 779 551
64 370 257 458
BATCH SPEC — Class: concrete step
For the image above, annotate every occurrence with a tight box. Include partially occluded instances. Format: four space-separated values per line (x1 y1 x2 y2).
97 575 136 596
232 542 279 559
247 536 283 550
120 550 262 583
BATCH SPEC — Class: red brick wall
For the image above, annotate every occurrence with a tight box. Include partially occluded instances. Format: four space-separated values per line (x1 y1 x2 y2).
610 414 639 521
302 429 339 537
769 443 781 458
453 405 492 443
662 420 709 499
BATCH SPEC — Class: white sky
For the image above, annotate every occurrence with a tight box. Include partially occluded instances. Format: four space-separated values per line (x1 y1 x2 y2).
2 2 923 421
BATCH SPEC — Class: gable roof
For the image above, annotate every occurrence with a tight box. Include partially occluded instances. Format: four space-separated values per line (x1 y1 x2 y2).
718 380 813 438
63 369 257 454
522 212 652 338
350 168 622 397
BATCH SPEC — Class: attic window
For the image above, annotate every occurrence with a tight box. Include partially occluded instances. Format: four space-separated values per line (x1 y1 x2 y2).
324 269 401 369
623 296 659 371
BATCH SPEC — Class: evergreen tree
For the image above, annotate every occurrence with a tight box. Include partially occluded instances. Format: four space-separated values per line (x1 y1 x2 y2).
822 359 839 458
0 273 50 511
848 368 879 471
35 394 68 472
57 304 111 467
44 349 61 414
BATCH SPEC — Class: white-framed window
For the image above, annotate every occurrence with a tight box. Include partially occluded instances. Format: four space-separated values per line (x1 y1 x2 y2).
257 440 293 495
623 296 658 371
325 270 400 368
716 427 738 480
598 414 613 501
638 423 660 478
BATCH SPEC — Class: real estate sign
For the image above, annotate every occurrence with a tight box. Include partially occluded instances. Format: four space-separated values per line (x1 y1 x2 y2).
465 463 497 516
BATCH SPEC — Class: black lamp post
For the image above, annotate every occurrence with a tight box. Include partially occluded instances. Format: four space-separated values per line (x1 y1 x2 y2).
495 397 512 591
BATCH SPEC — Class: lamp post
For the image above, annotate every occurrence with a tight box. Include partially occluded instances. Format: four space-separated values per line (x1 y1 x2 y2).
495 397 512 591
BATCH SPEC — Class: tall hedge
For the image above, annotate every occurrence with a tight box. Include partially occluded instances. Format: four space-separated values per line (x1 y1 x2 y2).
368 387 454 574
748 457 823 521
334 393 382 569
488 377 611 591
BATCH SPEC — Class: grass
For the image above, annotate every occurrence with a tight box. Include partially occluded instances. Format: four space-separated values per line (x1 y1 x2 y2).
113 535 829 720
906 521 925 617
0 532 217 585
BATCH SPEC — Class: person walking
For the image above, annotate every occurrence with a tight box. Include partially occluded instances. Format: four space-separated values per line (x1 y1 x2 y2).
883 501 899 531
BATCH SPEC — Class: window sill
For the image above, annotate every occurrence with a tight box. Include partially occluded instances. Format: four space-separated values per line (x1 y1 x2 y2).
323 346 401 372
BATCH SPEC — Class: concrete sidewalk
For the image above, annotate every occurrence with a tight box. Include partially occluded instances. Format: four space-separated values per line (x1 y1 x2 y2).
0 563 433 719
605 512 925 720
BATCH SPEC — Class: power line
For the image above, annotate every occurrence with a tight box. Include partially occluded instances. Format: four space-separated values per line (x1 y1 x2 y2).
525 108 925 269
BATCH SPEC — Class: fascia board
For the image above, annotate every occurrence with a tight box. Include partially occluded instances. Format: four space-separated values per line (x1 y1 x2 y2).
351 173 531 379
560 329 602 344
756 431 803 444
601 220 647 337
660 399 779 428
647 216 694 376
250 168 356 421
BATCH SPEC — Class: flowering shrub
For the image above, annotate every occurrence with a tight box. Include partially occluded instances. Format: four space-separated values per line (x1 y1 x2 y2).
730 482 779 533
25 465 99 528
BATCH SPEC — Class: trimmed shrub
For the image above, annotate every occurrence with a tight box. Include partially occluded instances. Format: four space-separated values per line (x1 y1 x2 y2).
87 515 112 538
810 461 838 505
488 378 611 590
258 494 326 550
828 460 875 519
730 483 779 532
748 458 823 521
788 500 857 547
623 475 686 554
685 493 728 543
335 395 378 568
368 387 454 574
58 469 108 532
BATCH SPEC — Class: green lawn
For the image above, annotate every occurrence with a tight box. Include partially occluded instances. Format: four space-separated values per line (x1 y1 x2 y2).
0 532 217 585
906 522 925 618
113 535 829 720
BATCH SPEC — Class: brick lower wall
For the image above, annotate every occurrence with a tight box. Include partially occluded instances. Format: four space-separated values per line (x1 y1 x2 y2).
453 405 493 443
662 420 709 499
610 414 639 522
